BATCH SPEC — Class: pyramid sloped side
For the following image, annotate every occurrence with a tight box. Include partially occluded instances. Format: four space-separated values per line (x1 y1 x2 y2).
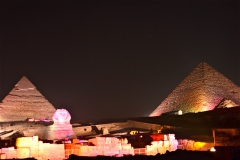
202 65 240 111
149 62 240 116
14 76 36 89
0 76 56 122
149 62 206 116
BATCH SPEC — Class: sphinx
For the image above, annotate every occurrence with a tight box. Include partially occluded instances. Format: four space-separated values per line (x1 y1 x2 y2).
45 109 75 140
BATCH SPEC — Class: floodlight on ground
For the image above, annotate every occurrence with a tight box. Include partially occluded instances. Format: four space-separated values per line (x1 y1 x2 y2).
210 147 216 152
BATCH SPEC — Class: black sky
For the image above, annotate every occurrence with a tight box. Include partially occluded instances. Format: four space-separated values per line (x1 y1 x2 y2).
0 0 239 123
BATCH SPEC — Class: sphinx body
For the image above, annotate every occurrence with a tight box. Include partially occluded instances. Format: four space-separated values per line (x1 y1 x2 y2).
45 109 75 140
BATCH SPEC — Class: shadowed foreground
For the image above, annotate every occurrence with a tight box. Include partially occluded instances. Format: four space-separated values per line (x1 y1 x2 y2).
68 150 214 160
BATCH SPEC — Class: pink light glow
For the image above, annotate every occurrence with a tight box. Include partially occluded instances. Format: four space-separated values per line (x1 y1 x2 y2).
52 109 71 124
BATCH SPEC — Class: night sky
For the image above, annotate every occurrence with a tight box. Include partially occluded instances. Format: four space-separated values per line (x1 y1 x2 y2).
0 1 239 123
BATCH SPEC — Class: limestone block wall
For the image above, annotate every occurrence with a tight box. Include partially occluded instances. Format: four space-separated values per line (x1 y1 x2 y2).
73 121 159 137
73 126 93 136
146 140 178 155
13 136 65 159
150 62 240 116
0 122 47 140
22 125 47 140
72 121 162 137
177 139 214 151
85 137 134 157
127 120 163 131
0 136 131 159
95 122 129 132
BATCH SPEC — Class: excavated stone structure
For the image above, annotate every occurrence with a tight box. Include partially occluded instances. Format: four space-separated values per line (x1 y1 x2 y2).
150 62 240 116
45 109 75 140
0 76 56 122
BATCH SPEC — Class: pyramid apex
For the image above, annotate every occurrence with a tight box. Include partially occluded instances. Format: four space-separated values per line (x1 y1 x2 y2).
15 76 36 90
196 62 213 68
192 62 217 75
199 62 208 65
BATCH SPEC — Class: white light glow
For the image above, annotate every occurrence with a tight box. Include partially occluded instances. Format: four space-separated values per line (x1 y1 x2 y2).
210 147 216 152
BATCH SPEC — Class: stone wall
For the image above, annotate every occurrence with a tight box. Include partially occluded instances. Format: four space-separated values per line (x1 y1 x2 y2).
127 120 163 131
177 139 214 151
146 134 178 155
72 126 93 136
0 122 47 140
95 122 129 132
73 122 130 137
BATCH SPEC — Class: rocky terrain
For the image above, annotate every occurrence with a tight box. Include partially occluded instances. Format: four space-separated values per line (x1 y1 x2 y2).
133 106 240 142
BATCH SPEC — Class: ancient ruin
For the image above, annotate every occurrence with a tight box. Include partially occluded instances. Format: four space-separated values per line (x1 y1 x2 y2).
150 62 240 116
214 98 239 109
45 109 75 140
0 63 239 159
0 76 56 122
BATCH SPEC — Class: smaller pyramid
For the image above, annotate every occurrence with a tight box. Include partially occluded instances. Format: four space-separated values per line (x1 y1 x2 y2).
150 62 240 116
0 76 56 122
215 98 239 109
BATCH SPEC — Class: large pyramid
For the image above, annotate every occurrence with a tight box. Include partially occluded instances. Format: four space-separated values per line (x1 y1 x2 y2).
0 76 56 122
150 62 240 116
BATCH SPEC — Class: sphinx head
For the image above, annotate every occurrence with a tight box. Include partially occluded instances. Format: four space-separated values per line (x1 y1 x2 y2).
52 109 71 124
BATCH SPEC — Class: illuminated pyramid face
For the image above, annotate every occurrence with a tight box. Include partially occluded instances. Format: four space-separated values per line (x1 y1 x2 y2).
149 62 240 116
0 76 56 122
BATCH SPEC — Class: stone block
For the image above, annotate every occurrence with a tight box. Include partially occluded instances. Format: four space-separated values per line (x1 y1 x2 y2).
16 137 33 148
17 147 30 159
